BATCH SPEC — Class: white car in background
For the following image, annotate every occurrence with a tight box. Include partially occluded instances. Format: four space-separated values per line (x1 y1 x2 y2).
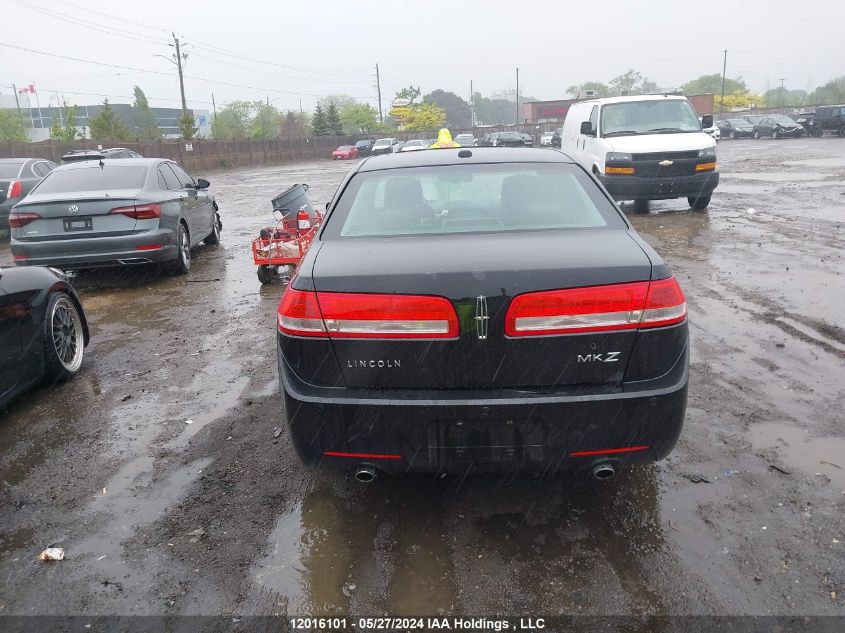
540 132 554 146
399 139 429 152
702 118 720 142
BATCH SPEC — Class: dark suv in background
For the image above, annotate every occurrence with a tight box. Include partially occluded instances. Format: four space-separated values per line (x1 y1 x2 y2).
813 105 845 137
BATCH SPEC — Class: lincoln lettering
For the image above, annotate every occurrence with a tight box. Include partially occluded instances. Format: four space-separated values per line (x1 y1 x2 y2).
348 359 401 368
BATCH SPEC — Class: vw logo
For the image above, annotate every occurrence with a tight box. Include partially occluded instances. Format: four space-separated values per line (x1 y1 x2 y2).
67 204 79 214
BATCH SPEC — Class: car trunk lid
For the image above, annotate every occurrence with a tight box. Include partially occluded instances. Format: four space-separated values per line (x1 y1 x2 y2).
310 229 654 390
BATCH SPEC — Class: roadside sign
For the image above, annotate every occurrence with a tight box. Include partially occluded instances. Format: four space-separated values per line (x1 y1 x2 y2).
390 106 411 120
391 98 411 108
185 143 193 152
198 115 207 126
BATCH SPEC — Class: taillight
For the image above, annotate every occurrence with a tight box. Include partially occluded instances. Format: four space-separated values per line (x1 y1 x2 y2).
505 277 686 337
297 209 311 230
109 203 161 220
8 212 41 228
7 179 22 198
277 289 459 339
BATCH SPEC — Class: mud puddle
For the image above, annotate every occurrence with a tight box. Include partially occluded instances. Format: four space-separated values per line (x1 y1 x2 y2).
749 423 845 489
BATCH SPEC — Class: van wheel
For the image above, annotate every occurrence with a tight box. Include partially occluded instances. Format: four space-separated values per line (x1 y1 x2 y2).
839 125 845 138
632 200 650 214
688 194 711 211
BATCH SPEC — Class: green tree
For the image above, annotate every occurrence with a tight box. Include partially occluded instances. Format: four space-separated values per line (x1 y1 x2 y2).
403 102 446 131
281 111 312 137
424 90 471 128
395 86 422 104
211 100 252 139
339 102 377 134
763 87 808 108
179 113 198 139
132 86 160 139
681 74 747 96
49 100 80 141
250 101 282 139
88 99 132 140
566 81 610 98
318 95 357 113
312 103 329 135
325 102 342 135
0 109 28 142
808 76 845 105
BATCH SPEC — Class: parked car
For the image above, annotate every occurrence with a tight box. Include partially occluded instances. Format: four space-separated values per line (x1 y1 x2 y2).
562 95 718 212
717 118 754 139
520 133 534 147
332 145 358 160
539 132 554 146
752 116 804 139
0 266 90 410
478 133 499 147
789 112 818 137
399 139 428 152
492 131 527 147
370 138 397 156
454 134 476 147
740 115 765 127
276 147 689 477
354 139 374 156
61 148 142 163
551 128 562 148
9 158 221 274
1 158 58 230
812 104 845 137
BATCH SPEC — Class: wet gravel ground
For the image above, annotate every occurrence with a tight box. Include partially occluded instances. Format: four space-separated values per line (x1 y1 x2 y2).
0 140 843 618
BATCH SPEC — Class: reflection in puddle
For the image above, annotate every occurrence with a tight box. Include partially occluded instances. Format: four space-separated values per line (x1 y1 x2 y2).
749 423 845 488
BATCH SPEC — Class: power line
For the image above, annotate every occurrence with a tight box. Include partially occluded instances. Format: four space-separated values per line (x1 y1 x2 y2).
188 51 374 85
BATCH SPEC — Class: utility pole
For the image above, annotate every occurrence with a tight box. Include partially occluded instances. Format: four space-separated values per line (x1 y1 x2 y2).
375 63 383 123
173 33 188 115
470 80 474 128
299 99 303 114
779 78 785 113
211 93 217 118
719 49 727 116
515 67 519 127
11 83 24 124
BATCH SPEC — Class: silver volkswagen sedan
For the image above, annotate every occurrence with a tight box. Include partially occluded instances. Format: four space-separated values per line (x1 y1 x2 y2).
8 158 221 274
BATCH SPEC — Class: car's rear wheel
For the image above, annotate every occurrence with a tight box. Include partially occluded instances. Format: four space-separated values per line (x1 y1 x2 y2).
44 293 85 382
729 131 736 139
170 223 191 274
688 194 712 211
839 124 845 138
632 199 650 214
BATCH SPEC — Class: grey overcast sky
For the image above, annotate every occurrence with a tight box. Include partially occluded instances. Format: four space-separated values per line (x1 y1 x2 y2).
1 0 840 113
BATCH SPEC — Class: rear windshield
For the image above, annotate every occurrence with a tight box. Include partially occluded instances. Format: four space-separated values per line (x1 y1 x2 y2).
0 162 24 178
35 166 147 194
324 163 625 238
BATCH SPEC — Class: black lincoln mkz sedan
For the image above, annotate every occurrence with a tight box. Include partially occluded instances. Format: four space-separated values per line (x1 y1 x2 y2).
276 148 688 479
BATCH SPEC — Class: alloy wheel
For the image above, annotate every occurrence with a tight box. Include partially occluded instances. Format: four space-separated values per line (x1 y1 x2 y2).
51 296 84 373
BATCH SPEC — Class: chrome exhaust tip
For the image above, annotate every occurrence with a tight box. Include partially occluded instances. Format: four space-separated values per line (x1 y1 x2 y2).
354 464 376 483
592 461 617 480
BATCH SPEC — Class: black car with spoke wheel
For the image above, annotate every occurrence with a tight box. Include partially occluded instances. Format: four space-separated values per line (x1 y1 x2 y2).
0 266 90 410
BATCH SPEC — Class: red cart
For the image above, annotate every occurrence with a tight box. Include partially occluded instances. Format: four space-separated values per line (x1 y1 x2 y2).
251 207 322 284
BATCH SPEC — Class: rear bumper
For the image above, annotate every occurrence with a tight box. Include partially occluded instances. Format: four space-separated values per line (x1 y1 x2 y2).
10 228 177 268
278 338 688 474
599 171 719 201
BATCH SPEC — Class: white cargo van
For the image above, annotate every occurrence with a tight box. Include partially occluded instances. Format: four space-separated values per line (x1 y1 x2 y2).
561 95 718 212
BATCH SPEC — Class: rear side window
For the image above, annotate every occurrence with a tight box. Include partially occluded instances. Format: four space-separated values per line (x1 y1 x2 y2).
158 165 182 190
0 162 24 178
324 163 625 238
35 166 148 194
32 162 50 177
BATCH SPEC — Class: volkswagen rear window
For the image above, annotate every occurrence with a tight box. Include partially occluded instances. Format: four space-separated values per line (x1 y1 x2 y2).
35 166 148 194
324 163 625 238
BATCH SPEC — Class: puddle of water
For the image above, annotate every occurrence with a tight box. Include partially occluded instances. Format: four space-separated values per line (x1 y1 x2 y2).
749 423 845 488
730 172 825 182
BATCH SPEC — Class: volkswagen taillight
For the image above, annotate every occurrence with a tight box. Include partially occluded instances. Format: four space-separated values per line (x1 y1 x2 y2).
8 211 41 228
505 277 686 337
109 203 161 220
278 289 459 339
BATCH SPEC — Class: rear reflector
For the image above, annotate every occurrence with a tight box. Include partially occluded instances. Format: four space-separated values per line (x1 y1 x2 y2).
278 288 459 339
505 277 686 337
323 451 402 460
13 253 27 260
7 179 22 199
8 212 41 228
136 244 163 251
570 445 650 457
109 203 162 220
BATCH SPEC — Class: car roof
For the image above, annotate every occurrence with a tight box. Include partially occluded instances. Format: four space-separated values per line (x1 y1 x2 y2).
357 147 574 172
53 157 166 171
0 158 31 164
573 94 688 106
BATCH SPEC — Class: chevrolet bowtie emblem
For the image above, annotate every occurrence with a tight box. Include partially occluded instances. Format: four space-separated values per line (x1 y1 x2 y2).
475 295 489 340
658 159 673 166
